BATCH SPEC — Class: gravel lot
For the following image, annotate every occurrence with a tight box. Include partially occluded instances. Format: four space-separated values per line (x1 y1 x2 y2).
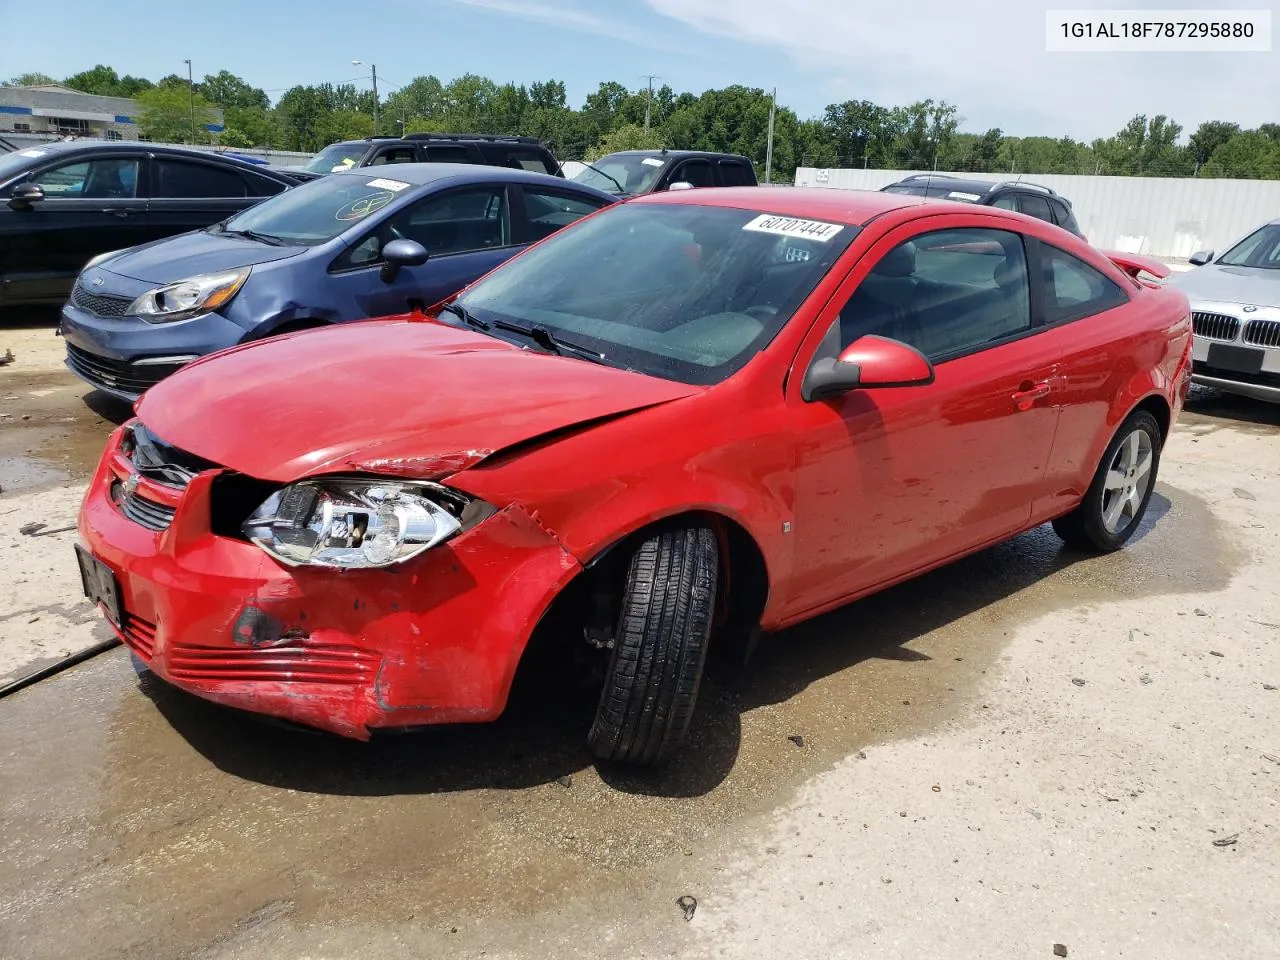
0 312 1277 959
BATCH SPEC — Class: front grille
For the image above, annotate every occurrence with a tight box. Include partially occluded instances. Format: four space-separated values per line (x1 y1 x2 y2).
123 615 157 661
66 344 186 396
120 490 177 532
71 283 133 317
1243 319 1280 348
1192 311 1241 342
167 641 380 686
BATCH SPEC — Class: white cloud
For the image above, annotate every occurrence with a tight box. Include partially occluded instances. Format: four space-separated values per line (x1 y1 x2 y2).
644 0 1280 139
444 0 694 55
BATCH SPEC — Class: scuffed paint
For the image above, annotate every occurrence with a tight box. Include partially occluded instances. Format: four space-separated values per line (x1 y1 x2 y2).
347 449 493 479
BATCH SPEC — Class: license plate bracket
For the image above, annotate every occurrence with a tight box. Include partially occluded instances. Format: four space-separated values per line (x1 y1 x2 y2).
1207 342 1264 375
75 544 122 627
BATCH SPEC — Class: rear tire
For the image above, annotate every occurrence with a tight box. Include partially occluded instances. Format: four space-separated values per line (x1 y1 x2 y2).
1052 410 1162 553
587 527 718 766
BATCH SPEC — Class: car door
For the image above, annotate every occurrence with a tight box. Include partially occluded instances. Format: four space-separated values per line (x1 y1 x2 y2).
513 184 611 244
328 183 519 318
146 155 265 243
1024 239 1135 523
2 152 148 302
782 221 1061 618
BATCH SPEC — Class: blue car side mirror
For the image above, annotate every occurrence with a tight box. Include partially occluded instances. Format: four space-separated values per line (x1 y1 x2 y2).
380 239 429 283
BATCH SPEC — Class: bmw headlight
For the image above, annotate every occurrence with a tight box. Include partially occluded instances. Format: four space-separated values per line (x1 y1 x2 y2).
243 478 489 569
127 268 251 323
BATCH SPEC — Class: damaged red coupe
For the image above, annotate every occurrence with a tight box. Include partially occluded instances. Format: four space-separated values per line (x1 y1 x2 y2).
76 187 1193 765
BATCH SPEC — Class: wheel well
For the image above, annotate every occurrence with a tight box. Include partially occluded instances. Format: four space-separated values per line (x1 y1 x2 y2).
1132 394 1172 447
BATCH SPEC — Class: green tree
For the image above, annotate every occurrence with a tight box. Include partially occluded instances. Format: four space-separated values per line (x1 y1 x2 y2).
822 99 892 165
135 85 219 143
1093 114 1190 176
6 72 56 87
1188 121 1240 167
1201 131 1280 178
585 122 664 160
200 70 268 110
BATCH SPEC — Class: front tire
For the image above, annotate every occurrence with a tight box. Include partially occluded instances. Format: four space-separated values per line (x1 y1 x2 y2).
587 527 718 766
1053 410 1162 552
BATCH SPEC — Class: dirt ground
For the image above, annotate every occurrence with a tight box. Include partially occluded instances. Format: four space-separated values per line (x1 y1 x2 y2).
0 315 1277 959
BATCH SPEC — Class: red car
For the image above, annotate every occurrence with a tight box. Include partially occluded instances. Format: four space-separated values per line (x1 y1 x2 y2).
75 188 1193 765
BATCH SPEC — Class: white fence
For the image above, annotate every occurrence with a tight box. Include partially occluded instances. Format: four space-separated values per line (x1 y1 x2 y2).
793 167 1280 260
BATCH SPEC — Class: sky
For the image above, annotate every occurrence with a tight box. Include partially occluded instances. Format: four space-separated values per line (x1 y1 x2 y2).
2 0 1276 141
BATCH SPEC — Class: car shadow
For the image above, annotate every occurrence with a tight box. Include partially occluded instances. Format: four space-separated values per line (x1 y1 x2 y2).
82 389 134 426
138 511 1128 800
1183 385 1280 428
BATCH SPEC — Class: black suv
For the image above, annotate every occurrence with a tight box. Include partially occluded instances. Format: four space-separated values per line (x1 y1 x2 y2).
571 149 758 198
300 133 562 179
879 174 1084 238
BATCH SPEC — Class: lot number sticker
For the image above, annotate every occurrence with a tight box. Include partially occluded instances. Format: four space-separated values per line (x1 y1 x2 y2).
366 178 410 191
742 214 844 242
641 157 665 167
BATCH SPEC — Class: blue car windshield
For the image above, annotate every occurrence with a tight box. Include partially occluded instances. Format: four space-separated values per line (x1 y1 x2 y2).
222 173 411 245
454 203 857 385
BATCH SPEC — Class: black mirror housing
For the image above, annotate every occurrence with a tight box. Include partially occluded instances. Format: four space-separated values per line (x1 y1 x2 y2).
1189 250 1214 266
379 238 430 284
8 182 45 210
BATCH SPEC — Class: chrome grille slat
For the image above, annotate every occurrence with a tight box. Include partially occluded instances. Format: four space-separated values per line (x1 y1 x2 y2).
71 284 132 317
1191 311 1241 342
66 344 184 394
1243 319 1280 348
120 491 177 532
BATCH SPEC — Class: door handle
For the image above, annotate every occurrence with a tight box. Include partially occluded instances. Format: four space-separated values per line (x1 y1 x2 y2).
1012 380 1051 411
103 208 138 218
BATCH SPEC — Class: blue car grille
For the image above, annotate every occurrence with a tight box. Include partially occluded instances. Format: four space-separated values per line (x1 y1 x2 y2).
65 344 185 396
71 283 133 317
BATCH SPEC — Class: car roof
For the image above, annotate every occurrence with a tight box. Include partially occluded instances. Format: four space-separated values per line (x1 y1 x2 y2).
605 149 749 161
634 186 933 226
327 162 614 198
0 139 296 180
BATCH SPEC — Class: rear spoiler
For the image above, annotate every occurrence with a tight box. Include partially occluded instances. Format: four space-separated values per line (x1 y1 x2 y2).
1100 250 1170 280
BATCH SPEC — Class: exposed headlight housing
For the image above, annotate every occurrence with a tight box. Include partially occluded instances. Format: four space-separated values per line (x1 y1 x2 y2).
83 249 124 271
243 478 489 569
127 268 251 323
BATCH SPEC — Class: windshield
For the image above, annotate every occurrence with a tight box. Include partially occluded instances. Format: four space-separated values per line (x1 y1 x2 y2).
222 173 412 245
303 142 368 174
882 182 986 202
1217 224 1280 268
453 203 858 385
572 154 668 195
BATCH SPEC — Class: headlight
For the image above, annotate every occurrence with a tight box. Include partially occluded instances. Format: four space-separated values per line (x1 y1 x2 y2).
242 479 486 569
83 249 124 271
127 268 250 323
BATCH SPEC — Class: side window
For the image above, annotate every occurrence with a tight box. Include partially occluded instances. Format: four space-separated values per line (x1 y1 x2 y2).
31 157 140 198
243 171 289 197
831 228 1032 362
424 145 472 164
1040 244 1129 323
1017 193 1054 223
486 146 557 175
369 147 417 166
336 186 510 269
990 194 1019 211
522 188 606 242
674 159 714 188
1049 199 1081 234
717 160 752 186
155 159 247 198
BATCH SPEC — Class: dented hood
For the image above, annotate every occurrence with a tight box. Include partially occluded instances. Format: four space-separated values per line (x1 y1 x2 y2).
135 318 700 483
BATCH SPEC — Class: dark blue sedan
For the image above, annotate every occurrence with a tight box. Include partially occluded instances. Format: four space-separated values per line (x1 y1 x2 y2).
59 163 617 401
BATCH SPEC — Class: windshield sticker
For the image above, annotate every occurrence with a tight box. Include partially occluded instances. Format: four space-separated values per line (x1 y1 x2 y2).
335 191 395 222
947 191 982 201
742 214 843 242
18 149 46 158
366 177 410 192
641 157 665 167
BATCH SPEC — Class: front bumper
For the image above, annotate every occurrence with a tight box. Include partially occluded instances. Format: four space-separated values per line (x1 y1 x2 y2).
1189 304 1280 404
77 425 581 738
60 300 247 401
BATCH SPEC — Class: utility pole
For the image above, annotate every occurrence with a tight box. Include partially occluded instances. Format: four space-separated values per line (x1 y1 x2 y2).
764 87 776 184
641 74 660 135
183 59 195 144
352 60 379 136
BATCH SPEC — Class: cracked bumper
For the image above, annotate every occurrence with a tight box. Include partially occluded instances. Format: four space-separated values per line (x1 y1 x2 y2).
77 429 581 738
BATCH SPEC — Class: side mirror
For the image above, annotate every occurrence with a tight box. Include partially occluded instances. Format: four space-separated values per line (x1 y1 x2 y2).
801 335 934 402
667 181 695 191
8 182 45 210
1189 249 1214 266
379 238 429 283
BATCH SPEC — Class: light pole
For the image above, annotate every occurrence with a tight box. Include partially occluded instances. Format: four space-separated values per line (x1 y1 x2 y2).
641 74 660 135
352 60 379 136
183 59 195 144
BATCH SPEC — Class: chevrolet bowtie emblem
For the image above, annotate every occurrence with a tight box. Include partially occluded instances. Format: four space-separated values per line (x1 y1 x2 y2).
123 474 141 497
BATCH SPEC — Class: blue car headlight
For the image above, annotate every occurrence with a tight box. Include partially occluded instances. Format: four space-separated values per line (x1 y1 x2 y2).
127 268 251 323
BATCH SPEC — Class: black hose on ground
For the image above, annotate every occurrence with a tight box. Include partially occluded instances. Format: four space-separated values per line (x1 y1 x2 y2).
0 638 122 700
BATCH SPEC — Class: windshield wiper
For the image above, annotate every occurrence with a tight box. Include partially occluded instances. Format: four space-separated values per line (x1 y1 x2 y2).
221 227 284 246
578 161 627 195
439 301 490 330
492 319 608 364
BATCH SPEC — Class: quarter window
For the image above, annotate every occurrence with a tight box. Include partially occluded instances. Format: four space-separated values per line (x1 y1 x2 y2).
1039 245 1129 323
1017 194 1054 223
155 159 248 198
31 157 140 198
831 228 1032 361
